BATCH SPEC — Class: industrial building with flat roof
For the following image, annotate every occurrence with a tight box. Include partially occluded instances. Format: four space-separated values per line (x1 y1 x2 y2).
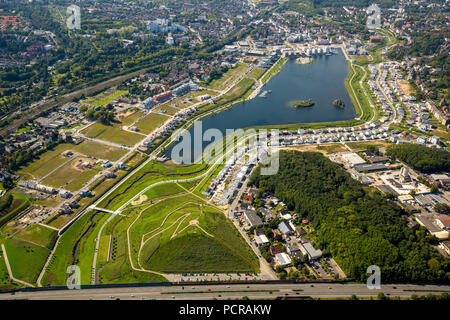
275 252 292 267
341 152 366 166
244 210 263 228
301 242 322 260
353 163 387 173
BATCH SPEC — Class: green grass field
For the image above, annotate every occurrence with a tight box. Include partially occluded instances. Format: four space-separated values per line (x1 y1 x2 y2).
135 112 170 134
3 237 50 285
41 157 102 192
97 235 111 267
215 78 255 105
75 212 111 284
134 198 259 273
14 224 58 250
345 64 373 122
118 109 143 126
0 252 14 290
81 122 144 147
42 211 104 286
205 63 250 91
262 58 287 84
82 89 128 107
98 212 168 284
98 161 208 211
0 246 21 291
17 142 127 182
0 192 33 229
142 182 185 202
153 105 179 115
70 140 128 161
248 67 266 80
17 144 75 180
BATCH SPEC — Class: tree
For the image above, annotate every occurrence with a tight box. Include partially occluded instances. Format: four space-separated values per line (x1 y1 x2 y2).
249 150 449 283
2 178 15 190
0 193 13 212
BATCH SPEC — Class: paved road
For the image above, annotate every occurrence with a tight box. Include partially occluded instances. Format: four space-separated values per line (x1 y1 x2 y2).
1 283 448 300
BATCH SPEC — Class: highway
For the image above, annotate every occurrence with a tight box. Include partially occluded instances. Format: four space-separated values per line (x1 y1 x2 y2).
1 283 449 300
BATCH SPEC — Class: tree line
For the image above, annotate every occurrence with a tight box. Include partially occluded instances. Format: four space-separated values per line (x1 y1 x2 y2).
249 150 449 283
386 144 450 173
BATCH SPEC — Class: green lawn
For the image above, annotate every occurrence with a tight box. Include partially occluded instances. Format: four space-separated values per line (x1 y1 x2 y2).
0 246 21 291
4 237 50 285
98 161 208 211
75 212 111 284
41 158 102 192
98 211 168 284
81 122 144 147
42 211 100 286
153 105 179 115
14 224 58 250
97 235 111 267
142 182 185 202
118 109 143 126
69 140 128 161
216 78 255 105
261 58 287 84
17 144 75 179
137 203 259 273
82 89 128 107
248 67 266 80
345 64 373 122
0 192 33 229
205 63 250 91
17 142 126 181
136 113 170 134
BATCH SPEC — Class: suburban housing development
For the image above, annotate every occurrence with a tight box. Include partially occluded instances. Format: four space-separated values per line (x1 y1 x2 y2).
0 0 448 304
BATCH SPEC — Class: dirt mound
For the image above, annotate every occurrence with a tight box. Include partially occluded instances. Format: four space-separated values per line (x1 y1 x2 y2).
131 194 148 205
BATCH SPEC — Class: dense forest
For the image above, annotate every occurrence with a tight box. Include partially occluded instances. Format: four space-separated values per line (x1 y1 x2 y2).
249 150 449 283
386 144 450 174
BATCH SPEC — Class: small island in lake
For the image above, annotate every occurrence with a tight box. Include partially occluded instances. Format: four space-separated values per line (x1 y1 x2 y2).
333 99 345 108
289 99 315 108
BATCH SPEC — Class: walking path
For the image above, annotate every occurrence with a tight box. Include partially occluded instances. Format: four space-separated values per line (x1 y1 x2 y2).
1 244 35 287
36 30 395 287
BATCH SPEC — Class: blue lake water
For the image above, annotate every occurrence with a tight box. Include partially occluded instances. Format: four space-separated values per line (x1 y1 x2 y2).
166 49 356 161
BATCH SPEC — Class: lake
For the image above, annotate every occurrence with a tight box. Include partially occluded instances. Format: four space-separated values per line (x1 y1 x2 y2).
166 49 356 161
